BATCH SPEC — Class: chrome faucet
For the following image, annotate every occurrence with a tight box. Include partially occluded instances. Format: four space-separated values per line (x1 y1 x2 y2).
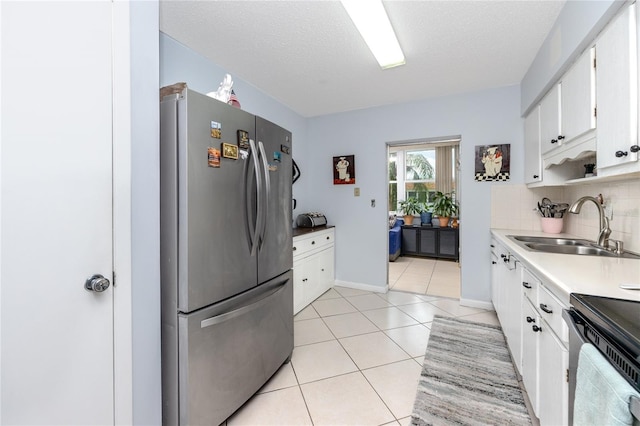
568 194 612 248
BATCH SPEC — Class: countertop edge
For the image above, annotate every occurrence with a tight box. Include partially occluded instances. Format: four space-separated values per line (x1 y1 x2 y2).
293 225 335 239
491 228 640 305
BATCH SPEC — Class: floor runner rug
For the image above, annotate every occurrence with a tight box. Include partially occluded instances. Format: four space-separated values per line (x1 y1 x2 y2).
411 315 532 426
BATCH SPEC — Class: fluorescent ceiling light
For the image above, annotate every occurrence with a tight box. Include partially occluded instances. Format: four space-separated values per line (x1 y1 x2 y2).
341 0 405 69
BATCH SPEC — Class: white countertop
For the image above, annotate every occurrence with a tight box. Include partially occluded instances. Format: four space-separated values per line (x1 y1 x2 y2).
491 228 640 305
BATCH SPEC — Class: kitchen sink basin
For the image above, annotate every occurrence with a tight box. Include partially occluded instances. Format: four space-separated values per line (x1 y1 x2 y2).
507 235 640 259
510 236 591 246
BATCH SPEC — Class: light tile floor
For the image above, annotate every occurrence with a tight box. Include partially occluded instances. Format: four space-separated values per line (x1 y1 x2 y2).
389 257 460 299
226 286 499 426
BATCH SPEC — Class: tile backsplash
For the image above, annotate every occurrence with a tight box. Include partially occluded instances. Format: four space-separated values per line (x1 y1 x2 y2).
491 179 640 254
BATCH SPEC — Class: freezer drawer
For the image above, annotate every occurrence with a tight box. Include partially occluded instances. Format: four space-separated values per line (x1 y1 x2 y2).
175 272 293 425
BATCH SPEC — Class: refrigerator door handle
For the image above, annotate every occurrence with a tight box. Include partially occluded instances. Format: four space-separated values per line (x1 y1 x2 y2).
257 141 270 247
248 139 262 256
200 283 286 328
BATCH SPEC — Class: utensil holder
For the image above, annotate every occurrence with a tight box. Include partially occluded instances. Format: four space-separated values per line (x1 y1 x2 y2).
541 217 563 234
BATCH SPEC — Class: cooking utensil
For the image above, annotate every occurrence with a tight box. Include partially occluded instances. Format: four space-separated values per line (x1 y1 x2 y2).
540 198 553 217
555 203 570 218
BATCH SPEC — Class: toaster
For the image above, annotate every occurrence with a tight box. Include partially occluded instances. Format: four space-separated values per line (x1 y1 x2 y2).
296 212 327 228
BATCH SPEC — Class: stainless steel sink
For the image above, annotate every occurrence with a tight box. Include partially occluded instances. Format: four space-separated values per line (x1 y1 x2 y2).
511 236 591 246
507 235 640 259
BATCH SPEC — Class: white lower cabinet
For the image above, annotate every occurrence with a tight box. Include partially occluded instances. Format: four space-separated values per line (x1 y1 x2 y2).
293 228 335 314
522 299 540 414
538 315 569 426
491 245 569 425
521 272 569 426
490 240 523 373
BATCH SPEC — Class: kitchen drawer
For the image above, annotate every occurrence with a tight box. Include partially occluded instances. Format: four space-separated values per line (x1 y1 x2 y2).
293 228 334 258
538 284 568 343
521 267 539 305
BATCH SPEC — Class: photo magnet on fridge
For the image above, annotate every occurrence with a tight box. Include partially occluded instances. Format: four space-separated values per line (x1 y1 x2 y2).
222 143 239 160
237 129 250 149
211 121 222 139
207 147 221 168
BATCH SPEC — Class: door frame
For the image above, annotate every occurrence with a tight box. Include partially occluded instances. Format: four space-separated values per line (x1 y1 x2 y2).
113 2 134 423
112 1 161 424
385 136 463 287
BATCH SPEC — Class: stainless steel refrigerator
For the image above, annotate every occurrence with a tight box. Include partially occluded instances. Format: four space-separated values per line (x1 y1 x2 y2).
160 87 293 425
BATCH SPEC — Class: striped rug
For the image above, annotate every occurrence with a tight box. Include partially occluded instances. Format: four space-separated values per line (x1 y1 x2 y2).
411 316 532 425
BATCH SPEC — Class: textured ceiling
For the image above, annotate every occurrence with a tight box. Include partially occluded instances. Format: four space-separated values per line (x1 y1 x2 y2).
160 0 566 118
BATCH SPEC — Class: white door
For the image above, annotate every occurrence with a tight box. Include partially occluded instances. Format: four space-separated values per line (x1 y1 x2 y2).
1 2 115 424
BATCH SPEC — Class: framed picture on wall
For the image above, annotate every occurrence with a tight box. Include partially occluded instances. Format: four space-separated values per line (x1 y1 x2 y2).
474 144 510 181
333 155 355 184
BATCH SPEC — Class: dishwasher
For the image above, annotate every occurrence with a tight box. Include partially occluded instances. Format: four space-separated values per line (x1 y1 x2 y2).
563 294 640 425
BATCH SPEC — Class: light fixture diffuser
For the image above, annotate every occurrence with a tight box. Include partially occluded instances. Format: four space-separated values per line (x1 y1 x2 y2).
341 0 405 69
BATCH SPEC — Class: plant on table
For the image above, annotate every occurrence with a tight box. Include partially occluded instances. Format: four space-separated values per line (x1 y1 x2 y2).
432 191 458 227
398 197 421 225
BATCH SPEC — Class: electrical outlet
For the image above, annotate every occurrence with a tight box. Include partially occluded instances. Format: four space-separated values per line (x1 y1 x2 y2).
371 199 376 208
354 187 360 197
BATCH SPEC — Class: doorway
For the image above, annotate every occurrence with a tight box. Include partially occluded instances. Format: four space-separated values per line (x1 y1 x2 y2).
386 137 461 298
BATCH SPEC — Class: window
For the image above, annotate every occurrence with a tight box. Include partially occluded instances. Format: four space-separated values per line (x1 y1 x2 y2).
388 140 459 213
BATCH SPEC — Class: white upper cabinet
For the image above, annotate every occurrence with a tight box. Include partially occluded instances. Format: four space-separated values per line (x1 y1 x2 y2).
561 47 596 143
595 3 639 175
539 84 562 155
540 47 596 165
524 106 542 184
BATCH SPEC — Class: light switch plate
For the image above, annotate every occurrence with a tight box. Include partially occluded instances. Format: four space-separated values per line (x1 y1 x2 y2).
354 187 360 196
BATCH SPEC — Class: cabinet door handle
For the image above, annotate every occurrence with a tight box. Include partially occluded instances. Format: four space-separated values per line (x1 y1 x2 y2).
326 236 330 240
615 150 628 157
293 246 297 251
557 135 565 140
491 261 497 265
539 303 553 314
532 325 542 332
551 139 558 144
522 281 532 289
526 316 535 323
311 241 316 245
533 175 539 179
631 144 640 153
490 244 495 248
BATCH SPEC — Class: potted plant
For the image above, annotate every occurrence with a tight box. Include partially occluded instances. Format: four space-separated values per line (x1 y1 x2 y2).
420 201 433 226
432 191 458 227
398 197 421 225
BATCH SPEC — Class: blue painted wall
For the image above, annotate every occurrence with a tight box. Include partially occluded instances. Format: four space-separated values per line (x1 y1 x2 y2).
306 87 523 303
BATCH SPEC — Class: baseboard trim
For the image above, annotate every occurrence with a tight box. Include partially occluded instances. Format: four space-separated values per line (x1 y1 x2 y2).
459 298 494 310
334 280 388 294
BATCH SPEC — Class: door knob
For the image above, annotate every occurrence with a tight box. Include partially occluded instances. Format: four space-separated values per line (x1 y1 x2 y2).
85 274 110 292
